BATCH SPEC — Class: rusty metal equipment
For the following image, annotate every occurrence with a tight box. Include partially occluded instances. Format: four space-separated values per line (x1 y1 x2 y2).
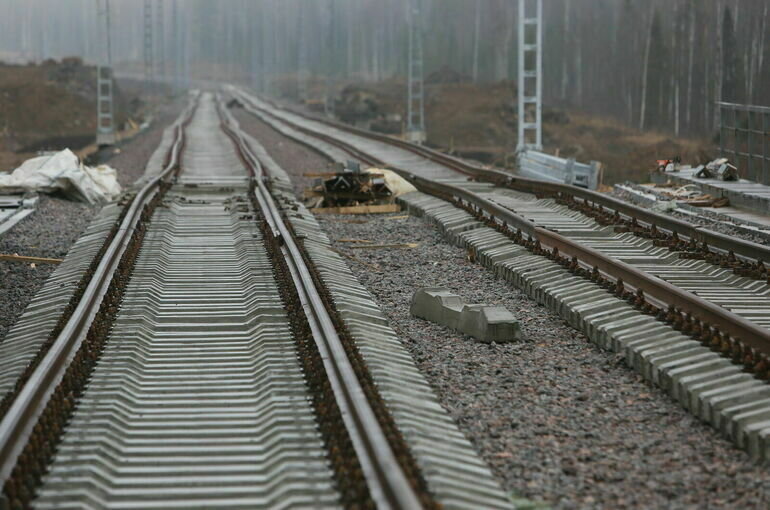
307 161 392 207
695 158 739 181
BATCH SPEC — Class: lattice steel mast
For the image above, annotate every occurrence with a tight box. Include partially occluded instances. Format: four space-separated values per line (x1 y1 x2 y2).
325 0 335 117
172 0 181 91
156 0 165 81
297 9 309 101
96 0 116 146
406 1 425 144
517 0 543 151
143 0 154 90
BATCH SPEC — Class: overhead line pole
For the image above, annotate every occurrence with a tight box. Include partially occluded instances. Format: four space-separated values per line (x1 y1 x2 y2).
325 0 335 117
96 0 116 147
143 0 154 92
517 0 543 151
172 0 180 91
156 0 165 81
406 0 426 144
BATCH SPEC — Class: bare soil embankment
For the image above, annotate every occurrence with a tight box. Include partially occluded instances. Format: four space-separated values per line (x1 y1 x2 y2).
0 58 139 172
281 73 715 185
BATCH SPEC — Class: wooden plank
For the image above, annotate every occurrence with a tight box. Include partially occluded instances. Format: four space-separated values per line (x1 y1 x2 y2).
303 172 344 178
0 253 63 264
311 204 401 215
329 247 381 272
303 172 385 178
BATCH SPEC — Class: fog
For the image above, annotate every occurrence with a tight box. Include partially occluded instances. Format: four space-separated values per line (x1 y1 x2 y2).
0 0 766 135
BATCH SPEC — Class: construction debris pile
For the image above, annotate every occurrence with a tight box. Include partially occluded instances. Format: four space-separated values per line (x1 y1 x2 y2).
656 156 739 182
694 158 738 181
652 182 729 208
305 161 416 214
0 149 121 204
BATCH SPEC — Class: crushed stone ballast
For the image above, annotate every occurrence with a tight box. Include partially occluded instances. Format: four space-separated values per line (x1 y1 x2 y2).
232 86 770 466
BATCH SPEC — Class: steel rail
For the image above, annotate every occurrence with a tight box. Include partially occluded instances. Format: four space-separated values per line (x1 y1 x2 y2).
0 96 199 483
234 89 770 358
216 98 423 510
249 90 770 264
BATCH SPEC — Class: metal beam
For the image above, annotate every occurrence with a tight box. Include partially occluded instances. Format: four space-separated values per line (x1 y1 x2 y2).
143 0 154 90
406 1 425 144
156 0 165 79
517 0 543 151
718 101 770 184
96 0 115 147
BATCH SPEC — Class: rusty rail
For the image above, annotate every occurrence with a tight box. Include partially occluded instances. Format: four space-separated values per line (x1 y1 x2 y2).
257 91 770 264
234 88 770 360
0 96 199 483
217 98 423 510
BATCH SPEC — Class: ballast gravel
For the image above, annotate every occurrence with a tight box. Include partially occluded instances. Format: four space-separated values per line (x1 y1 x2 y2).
111 100 184 187
0 196 96 341
320 212 770 509
0 100 181 343
233 108 330 194
238 113 770 508
612 186 770 247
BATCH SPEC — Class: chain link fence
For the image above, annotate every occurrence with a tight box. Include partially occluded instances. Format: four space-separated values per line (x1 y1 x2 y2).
718 101 770 184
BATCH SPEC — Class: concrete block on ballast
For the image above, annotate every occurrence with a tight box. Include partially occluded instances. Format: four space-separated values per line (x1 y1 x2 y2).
459 304 522 343
410 288 464 329
410 288 521 343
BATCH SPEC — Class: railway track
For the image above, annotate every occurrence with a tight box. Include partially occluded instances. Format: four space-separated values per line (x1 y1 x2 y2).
0 92 516 509
616 182 770 245
230 86 770 463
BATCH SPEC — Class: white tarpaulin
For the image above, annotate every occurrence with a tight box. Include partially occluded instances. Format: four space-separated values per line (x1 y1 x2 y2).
365 167 417 196
0 149 121 204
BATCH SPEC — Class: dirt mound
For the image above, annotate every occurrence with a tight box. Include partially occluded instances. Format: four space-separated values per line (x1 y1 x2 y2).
335 86 382 124
543 112 713 183
425 81 517 152
0 59 131 171
426 65 470 85
321 78 714 184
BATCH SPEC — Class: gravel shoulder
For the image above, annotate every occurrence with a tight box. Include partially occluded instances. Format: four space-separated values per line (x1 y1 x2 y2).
0 99 182 343
110 99 184 188
233 108 330 194
322 212 770 509
239 113 770 509
612 185 770 247
0 196 96 340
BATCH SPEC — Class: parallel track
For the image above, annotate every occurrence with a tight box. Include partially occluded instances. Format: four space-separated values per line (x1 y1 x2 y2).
231 88 770 365
231 86 770 463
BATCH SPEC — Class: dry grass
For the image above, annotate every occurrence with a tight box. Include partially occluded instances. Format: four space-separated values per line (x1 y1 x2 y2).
543 111 714 183
0 60 138 172
320 78 716 185
0 64 95 152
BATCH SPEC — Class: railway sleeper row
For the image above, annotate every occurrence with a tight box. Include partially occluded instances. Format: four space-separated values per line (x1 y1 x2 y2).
0 203 124 421
233 89 770 466
0 95 197 510
555 194 770 282
0 91 518 509
241 128 513 509
469 187 770 333
33 178 342 509
398 191 770 464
